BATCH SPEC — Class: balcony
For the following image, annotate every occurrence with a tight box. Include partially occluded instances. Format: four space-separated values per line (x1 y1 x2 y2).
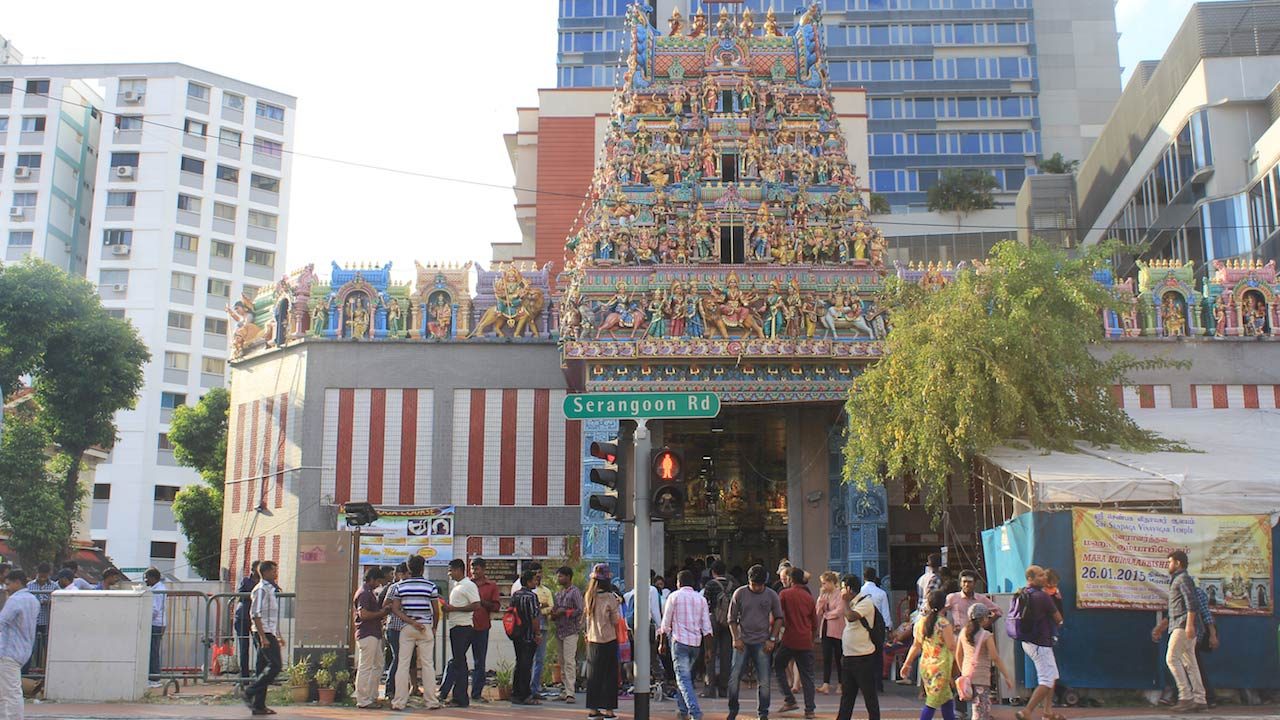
19 131 44 146
179 171 204 190
215 179 239 198
218 141 241 161
166 327 192 344
255 114 284 136
169 288 194 305
250 187 279 207
186 95 210 115
14 167 40 183
163 368 188 386
173 248 197 267
183 133 207 152
213 217 236 235
203 332 227 350
104 206 135 222
23 93 47 109
253 151 282 171
206 293 228 311
113 129 142 145
176 209 201 227
221 105 244 125
247 224 277 244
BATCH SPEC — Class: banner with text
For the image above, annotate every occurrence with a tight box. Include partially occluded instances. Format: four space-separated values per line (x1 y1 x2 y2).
338 506 455 567
1072 508 1273 616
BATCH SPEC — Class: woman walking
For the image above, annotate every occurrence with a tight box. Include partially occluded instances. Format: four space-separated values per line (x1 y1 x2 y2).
955 604 1013 720
815 571 846 694
584 563 621 720
900 589 958 720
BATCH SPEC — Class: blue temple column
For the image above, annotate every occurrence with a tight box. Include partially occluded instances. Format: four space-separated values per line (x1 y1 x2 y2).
828 435 889 582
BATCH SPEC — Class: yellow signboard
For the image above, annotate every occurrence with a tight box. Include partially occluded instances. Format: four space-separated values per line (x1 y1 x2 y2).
1072 509 1273 615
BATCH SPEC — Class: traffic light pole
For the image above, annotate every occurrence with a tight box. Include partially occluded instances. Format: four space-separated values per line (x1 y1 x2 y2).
631 418 653 720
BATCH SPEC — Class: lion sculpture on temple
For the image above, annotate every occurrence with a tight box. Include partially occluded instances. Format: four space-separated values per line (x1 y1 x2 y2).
469 285 547 339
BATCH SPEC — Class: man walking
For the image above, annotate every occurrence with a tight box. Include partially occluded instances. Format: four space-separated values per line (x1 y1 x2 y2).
21 564 55 675
469 558 501 703
1016 565 1063 720
1159 550 1208 713
659 569 713 720
244 561 282 716
701 560 735 699
727 564 783 720
144 568 166 686
234 561 261 681
836 574 880 720
353 567 389 709
551 565 584 702
0 570 38 720
389 555 441 711
946 570 1000 717
775 566 819 719
440 558 481 708
510 569 543 706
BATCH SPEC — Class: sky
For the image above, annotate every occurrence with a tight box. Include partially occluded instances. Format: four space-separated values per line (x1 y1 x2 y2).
3 0 1233 280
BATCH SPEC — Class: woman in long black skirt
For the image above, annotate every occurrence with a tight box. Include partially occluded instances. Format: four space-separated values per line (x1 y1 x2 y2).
584 563 621 719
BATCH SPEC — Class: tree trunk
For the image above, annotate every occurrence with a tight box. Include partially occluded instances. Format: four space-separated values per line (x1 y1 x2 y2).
55 448 86 564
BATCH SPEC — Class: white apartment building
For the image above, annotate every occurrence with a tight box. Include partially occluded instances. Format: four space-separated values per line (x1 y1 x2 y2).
0 63 295 578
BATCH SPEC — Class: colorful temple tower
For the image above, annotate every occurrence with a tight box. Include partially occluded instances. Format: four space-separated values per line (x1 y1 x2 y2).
559 2 902 577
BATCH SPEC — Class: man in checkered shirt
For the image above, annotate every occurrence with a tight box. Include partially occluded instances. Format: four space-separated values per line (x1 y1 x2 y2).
659 570 713 720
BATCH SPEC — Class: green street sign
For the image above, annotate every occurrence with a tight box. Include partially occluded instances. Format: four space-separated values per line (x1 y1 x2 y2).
563 392 721 420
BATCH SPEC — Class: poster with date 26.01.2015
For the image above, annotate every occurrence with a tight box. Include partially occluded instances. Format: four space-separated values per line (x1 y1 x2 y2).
337 505 455 567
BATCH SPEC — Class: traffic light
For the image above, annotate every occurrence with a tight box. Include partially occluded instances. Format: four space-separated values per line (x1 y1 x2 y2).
650 447 686 520
589 439 625 520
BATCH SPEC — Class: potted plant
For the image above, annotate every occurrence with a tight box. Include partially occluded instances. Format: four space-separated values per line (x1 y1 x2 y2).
333 670 351 702
285 659 311 704
314 652 338 705
494 662 513 701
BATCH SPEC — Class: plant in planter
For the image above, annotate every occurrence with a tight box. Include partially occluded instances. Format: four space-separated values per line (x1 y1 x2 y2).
333 670 351 702
494 661 514 701
285 659 312 704
314 652 339 705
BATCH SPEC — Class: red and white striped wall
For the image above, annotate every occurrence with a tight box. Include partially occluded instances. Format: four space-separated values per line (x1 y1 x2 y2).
229 394 291 514
462 535 573 559
1109 385 1173 409
1190 384 1280 409
227 534 281 579
450 389 582 507
321 389 434 506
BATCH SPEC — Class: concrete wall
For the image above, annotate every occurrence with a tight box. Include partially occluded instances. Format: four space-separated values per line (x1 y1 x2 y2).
1092 338 1280 407
1032 0 1123 163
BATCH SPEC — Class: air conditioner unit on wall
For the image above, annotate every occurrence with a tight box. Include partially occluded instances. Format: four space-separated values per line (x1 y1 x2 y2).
9 206 23 218
14 166 31 178
122 90 143 103
111 283 128 292
115 165 135 179
111 244 131 255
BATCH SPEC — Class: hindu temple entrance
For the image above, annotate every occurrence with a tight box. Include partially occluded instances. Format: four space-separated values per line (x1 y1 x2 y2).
659 407 790 574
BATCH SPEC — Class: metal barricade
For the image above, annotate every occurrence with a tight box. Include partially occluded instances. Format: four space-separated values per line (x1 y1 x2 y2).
203 592 298 684
153 590 210 682
19 590 52 681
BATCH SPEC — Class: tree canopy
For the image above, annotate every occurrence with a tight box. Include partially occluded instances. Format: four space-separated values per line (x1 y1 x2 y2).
168 388 230 579
926 169 997 226
1038 152 1080 175
842 240 1178 521
0 260 149 566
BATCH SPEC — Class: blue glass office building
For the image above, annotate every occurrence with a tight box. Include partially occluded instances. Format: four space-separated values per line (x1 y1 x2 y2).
556 0 1120 213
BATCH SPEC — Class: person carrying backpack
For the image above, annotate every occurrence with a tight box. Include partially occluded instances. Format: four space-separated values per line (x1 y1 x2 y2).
700 560 736 699
1010 566 1063 720
836 574 882 720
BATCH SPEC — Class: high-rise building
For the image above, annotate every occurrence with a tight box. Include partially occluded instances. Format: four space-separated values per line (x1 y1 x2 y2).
554 0 1122 262
0 35 21 65
0 63 295 577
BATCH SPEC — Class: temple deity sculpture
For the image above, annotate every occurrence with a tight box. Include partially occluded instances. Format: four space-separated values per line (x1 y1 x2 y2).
689 6 707 38
310 302 327 337
741 8 756 37
668 6 683 37
762 280 786 338
387 298 404 337
764 7 782 36
645 289 668 338
1162 294 1186 337
427 295 452 339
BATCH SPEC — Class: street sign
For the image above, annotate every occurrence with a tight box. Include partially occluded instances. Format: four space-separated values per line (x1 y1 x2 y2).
563 392 721 420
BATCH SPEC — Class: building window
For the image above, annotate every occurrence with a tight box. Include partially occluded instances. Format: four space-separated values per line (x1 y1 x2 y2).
184 118 208 137
150 541 178 559
93 484 111 501
250 173 280 193
205 317 228 335
187 82 210 101
245 248 275 267
177 194 202 212
116 115 143 131
207 277 232 298
103 229 133 246
99 269 129 286
25 79 50 95
16 153 41 168
118 78 146 97
154 485 180 502
171 272 196 292
253 137 283 158
243 284 262 298
0 118 7 132
255 101 285 122
202 357 226 375
213 202 237 221
168 311 193 330
0 81 11 95
219 128 242 148
110 151 139 168
20 117 45 132
106 308 126 320
216 165 239 183
180 156 205 175
7 231 33 247
11 191 36 207
211 240 234 259
247 210 277 230
106 191 136 207
174 232 199 252
223 92 245 111
160 391 187 408
164 352 190 371
719 226 745 264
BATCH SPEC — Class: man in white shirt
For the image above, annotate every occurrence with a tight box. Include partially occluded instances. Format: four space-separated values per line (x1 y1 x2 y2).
837 575 880 720
915 553 940 611
144 568 166 685
859 568 892 693
440 559 481 708
245 560 283 716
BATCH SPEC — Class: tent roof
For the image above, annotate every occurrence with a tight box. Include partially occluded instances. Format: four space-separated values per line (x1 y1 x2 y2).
980 409 1280 516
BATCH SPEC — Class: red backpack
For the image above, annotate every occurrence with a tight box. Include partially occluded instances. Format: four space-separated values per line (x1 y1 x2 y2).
502 604 523 639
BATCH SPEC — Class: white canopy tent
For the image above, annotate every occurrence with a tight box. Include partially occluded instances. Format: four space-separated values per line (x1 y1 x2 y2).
980 409 1280 520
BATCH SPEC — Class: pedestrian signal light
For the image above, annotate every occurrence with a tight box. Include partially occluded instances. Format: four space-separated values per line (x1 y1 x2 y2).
650 447 686 520
652 448 683 482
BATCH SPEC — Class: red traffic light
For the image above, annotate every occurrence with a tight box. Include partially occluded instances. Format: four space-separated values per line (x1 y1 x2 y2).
590 441 619 464
652 448 683 482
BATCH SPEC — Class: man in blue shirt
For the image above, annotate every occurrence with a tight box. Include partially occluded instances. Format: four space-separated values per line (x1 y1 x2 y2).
0 570 39 719
1016 565 1062 720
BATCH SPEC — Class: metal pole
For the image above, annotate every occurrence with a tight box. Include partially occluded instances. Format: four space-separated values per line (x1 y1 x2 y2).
632 418 653 720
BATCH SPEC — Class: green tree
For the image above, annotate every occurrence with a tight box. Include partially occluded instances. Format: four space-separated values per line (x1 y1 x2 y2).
1038 152 1079 174
0 259 149 563
168 388 230 579
868 193 891 215
842 240 1179 521
926 169 998 227
0 414 74 569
